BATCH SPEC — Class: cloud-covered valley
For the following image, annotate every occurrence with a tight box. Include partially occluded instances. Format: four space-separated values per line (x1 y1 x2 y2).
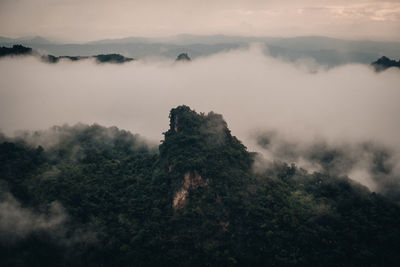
1 47 399 194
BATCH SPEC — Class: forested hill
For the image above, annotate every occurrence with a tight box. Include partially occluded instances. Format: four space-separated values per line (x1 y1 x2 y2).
0 44 133 63
0 44 32 57
372 56 400 71
1 106 400 267
2 35 400 67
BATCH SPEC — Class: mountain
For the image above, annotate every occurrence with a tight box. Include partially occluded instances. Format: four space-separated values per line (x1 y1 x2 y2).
1 106 400 266
0 45 33 57
175 53 191 61
0 44 134 63
0 35 53 45
2 35 399 67
42 53 134 64
372 56 400 71
88 34 273 45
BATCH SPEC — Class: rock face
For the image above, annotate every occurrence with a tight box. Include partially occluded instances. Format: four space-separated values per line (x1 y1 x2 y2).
173 171 209 209
42 54 134 64
159 105 253 210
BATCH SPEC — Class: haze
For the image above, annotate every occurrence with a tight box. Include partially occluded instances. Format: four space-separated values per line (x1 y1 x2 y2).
1 48 400 192
0 0 399 42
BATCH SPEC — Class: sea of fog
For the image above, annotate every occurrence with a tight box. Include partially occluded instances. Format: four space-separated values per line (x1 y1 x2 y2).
1 46 400 194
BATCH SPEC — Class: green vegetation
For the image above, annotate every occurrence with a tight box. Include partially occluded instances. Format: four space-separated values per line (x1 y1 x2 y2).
372 56 400 71
0 45 32 57
0 44 133 64
176 53 191 62
94 54 133 63
42 53 134 64
1 106 400 266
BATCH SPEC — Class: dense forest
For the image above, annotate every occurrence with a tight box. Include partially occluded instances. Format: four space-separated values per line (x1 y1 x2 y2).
1 106 400 267
0 45 33 57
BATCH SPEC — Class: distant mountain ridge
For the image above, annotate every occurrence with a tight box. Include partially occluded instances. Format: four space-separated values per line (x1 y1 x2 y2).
2 44 399 73
0 36 53 45
1 35 399 67
0 44 134 64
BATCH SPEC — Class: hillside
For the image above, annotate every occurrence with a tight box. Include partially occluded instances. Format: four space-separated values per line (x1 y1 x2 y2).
2 35 400 67
1 106 400 266
372 56 400 71
0 44 133 64
0 45 33 57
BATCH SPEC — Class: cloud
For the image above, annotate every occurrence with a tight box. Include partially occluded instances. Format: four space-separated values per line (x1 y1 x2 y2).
252 130 400 198
0 190 66 243
0 0 400 41
327 2 400 22
0 188 96 245
0 46 399 192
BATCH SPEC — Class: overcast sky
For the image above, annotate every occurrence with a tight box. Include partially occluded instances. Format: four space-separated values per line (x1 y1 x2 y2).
0 0 399 42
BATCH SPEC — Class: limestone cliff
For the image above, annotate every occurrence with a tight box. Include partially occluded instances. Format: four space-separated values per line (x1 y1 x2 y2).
159 105 253 210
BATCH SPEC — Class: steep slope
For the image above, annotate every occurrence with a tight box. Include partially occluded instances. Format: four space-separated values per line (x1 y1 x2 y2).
159 105 252 207
0 106 400 266
0 44 134 63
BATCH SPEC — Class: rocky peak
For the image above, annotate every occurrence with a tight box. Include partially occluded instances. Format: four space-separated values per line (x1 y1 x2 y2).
371 56 400 71
176 53 191 62
159 106 253 209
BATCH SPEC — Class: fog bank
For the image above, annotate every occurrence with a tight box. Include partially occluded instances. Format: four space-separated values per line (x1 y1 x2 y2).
1 47 399 191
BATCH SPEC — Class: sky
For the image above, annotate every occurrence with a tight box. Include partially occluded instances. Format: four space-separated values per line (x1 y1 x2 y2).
0 0 399 42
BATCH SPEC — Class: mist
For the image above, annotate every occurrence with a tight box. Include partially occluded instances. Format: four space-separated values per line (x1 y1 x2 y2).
0 188 95 246
0 191 66 243
1 46 399 193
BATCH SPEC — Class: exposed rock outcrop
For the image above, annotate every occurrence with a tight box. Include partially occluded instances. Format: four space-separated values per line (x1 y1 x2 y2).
173 171 209 209
159 105 253 211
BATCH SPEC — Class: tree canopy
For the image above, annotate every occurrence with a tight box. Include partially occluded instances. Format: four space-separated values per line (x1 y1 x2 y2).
1 107 400 267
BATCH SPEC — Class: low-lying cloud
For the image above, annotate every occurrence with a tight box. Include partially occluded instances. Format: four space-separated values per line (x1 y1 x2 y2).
0 192 65 243
0 46 399 193
0 188 96 245
253 131 400 199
